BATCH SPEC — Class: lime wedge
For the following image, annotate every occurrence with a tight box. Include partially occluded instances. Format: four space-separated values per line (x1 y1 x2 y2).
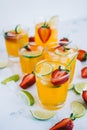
18 90 34 106
36 61 53 76
22 50 42 58
1 74 20 85
49 15 59 28
15 25 22 34
74 82 87 94
30 110 56 120
68 84 74 90
71 101 86 118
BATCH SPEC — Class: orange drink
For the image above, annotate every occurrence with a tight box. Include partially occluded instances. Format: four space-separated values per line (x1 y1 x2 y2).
35 60 70 110
35 16 58 47
19 43 44 74
4 25 29 58
45 43 78 83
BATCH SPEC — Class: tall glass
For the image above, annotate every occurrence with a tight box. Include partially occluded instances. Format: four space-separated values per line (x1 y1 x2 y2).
19 43 44 74
45 43 78 83
35 16 58 47
35 60 70 110
4 25 29 60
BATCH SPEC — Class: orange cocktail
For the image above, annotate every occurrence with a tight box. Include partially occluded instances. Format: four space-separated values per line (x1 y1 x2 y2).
35 16 58 47
19 43 44 74
45 43 78 83
35 60 70 110
4 25 29 58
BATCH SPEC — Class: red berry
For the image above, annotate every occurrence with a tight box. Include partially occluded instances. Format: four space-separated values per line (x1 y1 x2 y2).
51 68 69 85
77 49 87 61
29 37 35 42
20 73 36 89
82 90 87 103
50 118 74 130
81 67 87 78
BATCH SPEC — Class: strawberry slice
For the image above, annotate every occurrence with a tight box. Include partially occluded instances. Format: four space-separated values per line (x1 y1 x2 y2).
59 37 69 46
38 22 51 43
51 67 70 85
77 49 87 61
55 45 65 51
4 31 17 39
20 73 36 89
82 90 87 103
50 118 74 130
60 37 69 42
81 67 87 78
29 36 35 42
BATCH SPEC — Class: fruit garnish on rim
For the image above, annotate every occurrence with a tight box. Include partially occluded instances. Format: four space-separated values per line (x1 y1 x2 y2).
15 24 22 34
82 90 87 103
81 67 87 78
59 37 71 46
77 49 87 61
19 72 36 89
51 66 70 85
29 36 35 42
38 22 51 43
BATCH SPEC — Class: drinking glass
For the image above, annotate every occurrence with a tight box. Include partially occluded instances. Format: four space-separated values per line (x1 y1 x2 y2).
34 60 70 110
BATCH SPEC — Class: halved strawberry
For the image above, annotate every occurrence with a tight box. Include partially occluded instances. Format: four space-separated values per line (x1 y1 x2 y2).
4 31 17 39
81 67 87 78
38 22 51 43
20 73 36 89
82 90 87 103
59 37 70 46
29 36 35 42
55 45 65 51
50 118 74 130
51 67 70 85
77 49 87 61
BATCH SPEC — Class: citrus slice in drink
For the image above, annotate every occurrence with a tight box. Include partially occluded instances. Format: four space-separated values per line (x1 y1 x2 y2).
15 24 22 34
49 15 59 28
1 74 20 85
22 50 42 58
55 49 70 56
30 110 56 120
18 90 34 106
35 61 53 76
74 82 87 94
71 101 86 118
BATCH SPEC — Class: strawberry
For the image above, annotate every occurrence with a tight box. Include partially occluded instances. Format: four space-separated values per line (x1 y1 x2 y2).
29 36 35 42
38 22 51 43
82 90 87 103
55 45 65 51
50 117 74 130
51 66 70 85
81 67 87 78
20 73 36 89
4 31 17 40
77 49 87 61
59 37 69 46
60 37 69 42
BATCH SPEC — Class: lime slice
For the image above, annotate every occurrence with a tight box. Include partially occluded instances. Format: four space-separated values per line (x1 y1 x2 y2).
18 90 34 106
55 49 70 56
36 61 53 76
49 15 59 28
74 82 87 94
71 101 86 118
68 84 74 90
22 50 42 58
15 25 22 34
30 110 56 120
1 74 20 85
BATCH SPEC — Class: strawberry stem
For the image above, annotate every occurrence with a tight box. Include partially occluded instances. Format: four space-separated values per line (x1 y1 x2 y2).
70 113 78 121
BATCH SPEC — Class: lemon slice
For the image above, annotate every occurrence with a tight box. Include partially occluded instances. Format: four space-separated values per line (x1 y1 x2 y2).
68 84 74 90
1 74 19 85
18 90 34 106
74 82 87 94
36 61 53 76
22 50 42 58
15 25 22 34
55 49 70 56
30 110 56 120
71 101 86 118
49 15 59 28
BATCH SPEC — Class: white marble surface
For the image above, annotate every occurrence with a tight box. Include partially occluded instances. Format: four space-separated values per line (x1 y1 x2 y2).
0 18 87 130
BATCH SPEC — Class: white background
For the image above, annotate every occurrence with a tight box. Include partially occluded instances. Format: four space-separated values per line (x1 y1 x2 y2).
0 0 87 29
